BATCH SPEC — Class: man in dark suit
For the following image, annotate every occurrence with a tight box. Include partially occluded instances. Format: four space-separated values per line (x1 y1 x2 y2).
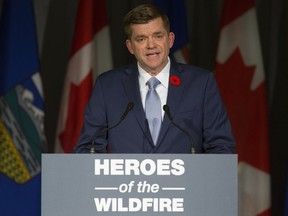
74 4 235 154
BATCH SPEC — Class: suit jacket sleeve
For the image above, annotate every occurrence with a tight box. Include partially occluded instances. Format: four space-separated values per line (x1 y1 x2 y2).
74 75 108 153
201 72 235 153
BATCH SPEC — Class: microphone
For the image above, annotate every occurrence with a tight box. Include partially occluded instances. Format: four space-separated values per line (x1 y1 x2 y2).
90 102 134 153
163 105 196 154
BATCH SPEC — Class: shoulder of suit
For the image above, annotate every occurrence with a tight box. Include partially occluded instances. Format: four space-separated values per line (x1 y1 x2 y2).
98 63 136 78
174 62 213 76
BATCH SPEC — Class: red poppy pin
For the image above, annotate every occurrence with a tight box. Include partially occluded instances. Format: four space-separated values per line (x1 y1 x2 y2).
170 75 181 86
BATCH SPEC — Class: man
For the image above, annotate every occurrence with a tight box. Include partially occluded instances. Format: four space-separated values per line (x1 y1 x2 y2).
74 4 235 153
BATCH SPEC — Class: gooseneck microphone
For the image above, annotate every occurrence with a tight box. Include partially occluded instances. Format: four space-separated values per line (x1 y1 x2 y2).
163 105 196 154
90 102 134 153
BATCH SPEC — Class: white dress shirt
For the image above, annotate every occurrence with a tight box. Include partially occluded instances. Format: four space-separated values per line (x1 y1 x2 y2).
138 59 170 119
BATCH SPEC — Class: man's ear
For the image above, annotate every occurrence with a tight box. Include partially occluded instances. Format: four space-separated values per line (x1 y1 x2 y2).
169 32 175 48
126 39 134 54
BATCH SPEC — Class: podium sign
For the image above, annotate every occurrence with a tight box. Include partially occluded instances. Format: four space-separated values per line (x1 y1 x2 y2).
42 154 237 216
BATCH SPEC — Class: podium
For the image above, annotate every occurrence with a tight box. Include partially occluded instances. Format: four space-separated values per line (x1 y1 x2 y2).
42 154 237 216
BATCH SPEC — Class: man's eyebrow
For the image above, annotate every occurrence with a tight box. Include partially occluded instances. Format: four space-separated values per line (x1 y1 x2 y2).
135 34 146 38
154 31 164 35
135 31 164 37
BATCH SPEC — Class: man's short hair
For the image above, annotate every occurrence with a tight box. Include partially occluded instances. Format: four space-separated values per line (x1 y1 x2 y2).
123 4 170 39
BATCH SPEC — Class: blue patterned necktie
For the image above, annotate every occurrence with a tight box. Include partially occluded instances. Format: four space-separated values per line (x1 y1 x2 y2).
145 77 162 145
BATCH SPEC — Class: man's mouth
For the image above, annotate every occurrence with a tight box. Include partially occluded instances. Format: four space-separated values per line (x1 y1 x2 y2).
146 52 160 57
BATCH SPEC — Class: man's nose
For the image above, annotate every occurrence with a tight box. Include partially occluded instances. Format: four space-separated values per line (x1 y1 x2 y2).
146 37 156 48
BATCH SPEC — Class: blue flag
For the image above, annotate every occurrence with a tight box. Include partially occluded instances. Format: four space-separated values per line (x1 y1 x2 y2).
153 0 191 64
0 0 45 215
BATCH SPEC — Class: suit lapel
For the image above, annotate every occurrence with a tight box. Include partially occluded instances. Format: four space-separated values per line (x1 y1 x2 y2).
156 62 186 147
121 64 154 146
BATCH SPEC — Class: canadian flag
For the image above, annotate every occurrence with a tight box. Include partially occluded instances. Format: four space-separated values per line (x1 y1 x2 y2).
55 0 112 153
215 0 270 215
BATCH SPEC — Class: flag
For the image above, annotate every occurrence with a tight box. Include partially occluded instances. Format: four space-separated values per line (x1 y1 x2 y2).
0 0 45 215
55 0 113 153
153 0 191 64
215 0 270 215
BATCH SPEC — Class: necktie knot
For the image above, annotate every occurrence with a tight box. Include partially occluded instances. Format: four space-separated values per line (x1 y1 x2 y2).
147 77 160 90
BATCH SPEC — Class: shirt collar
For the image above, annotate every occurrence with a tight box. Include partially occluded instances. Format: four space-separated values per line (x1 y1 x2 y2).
138 58 170 90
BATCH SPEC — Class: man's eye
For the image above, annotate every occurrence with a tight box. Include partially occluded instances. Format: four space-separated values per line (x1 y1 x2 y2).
136 38 145 42
155 35 164 40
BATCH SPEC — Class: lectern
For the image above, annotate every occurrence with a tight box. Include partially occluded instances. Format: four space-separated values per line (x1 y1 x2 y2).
42 154 237 216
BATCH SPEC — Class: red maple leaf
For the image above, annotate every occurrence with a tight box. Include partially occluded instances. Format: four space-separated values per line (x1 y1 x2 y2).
59 71 93 153
215 48 269 172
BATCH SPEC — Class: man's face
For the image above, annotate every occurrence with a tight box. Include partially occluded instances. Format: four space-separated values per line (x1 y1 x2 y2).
126 17 175 76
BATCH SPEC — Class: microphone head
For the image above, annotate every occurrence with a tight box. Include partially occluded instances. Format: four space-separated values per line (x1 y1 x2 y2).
163 105 169 112
127 102 134 110
163 104 173 120
120 102 134 120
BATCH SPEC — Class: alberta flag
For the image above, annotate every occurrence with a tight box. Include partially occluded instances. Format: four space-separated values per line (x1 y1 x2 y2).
0 0 45 215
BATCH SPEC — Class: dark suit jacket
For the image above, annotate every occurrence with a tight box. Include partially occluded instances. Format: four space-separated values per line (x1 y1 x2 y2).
74 61 235 153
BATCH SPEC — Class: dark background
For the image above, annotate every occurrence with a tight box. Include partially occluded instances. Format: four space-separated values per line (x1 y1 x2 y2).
1 0 287 215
